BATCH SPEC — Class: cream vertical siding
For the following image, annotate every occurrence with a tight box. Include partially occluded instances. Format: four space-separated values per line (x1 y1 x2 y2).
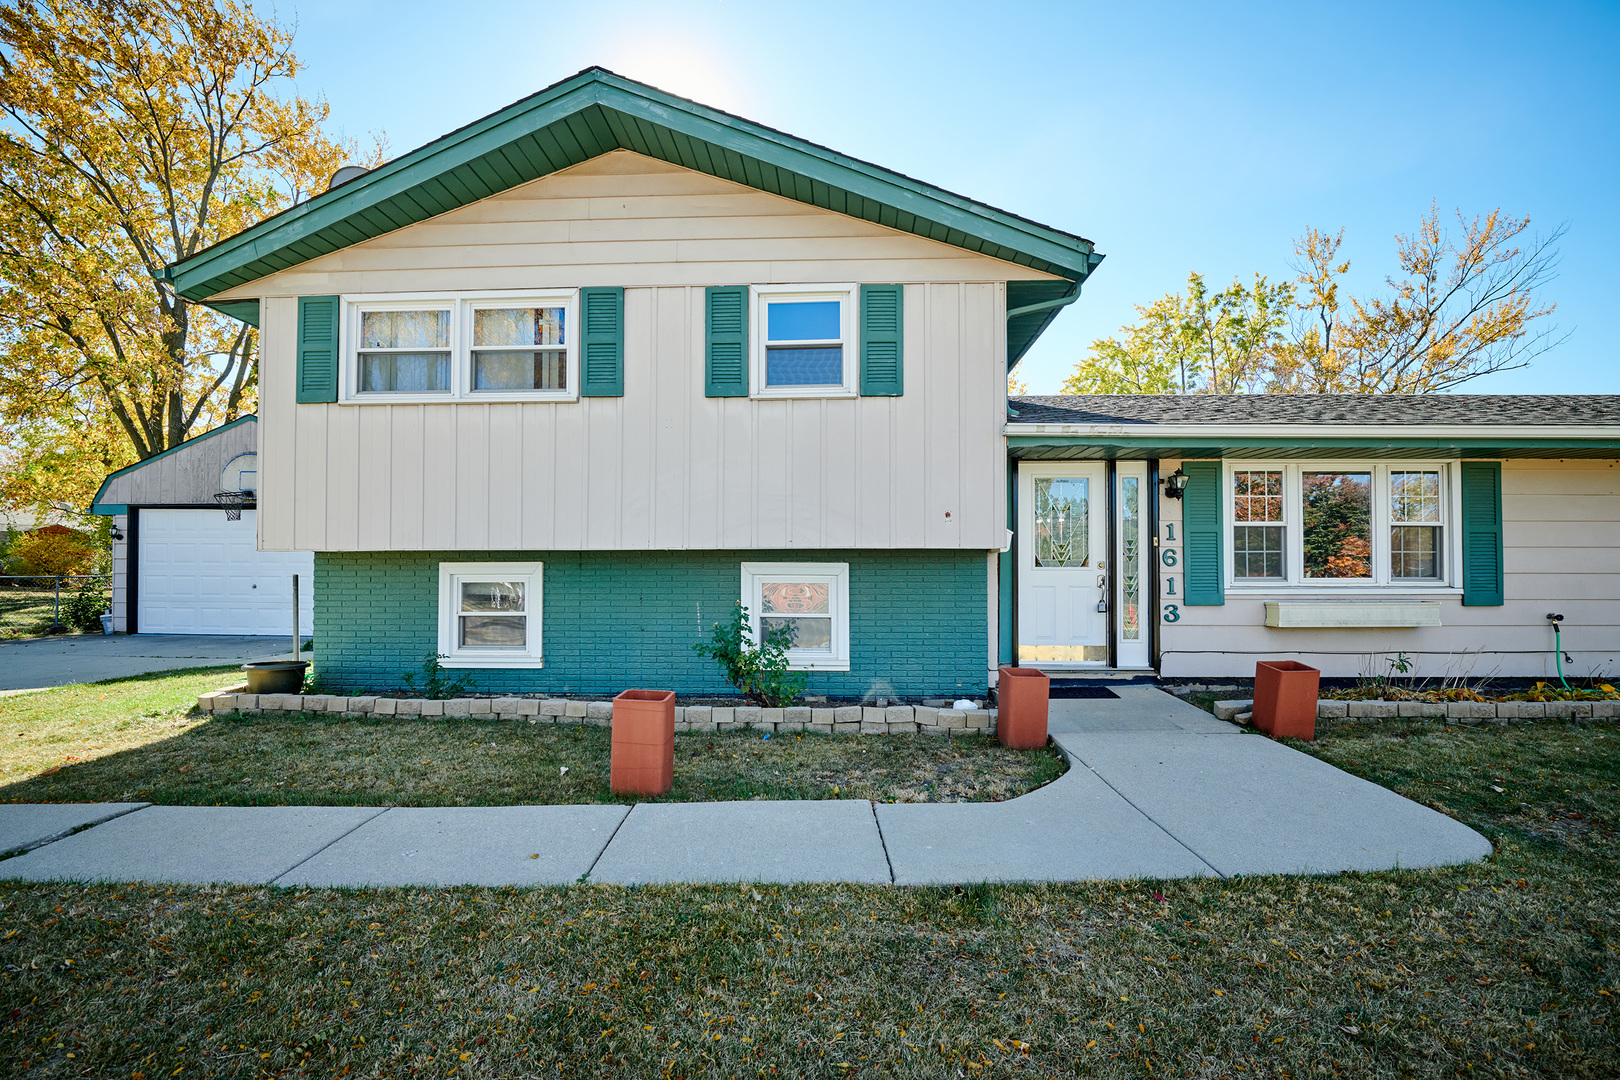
259 283 1007 552
242 151 1034 553
1159 457 1620 679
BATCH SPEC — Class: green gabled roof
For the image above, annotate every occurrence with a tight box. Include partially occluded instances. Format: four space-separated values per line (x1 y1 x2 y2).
166 67 1104 340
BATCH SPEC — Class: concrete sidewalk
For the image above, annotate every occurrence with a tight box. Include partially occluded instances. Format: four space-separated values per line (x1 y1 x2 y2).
0 689 1493 887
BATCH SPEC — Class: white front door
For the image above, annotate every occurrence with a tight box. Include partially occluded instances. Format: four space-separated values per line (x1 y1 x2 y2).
1017 463 1109 665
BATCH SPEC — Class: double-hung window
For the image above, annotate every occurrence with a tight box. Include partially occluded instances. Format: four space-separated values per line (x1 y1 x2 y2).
437 562 544 667
750 285 857 397
356 305 453 394
741 562 851 671
345 293 578 402
1225 463 1452 588
470 302 569 394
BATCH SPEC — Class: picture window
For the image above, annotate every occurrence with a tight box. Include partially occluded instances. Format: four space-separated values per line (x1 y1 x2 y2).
1225 463 1451 589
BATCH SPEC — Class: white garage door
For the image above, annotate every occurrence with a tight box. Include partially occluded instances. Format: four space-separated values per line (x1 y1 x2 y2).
137 509 315 636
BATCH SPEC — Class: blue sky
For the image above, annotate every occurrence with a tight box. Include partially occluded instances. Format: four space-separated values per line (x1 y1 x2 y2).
289 0 1618 394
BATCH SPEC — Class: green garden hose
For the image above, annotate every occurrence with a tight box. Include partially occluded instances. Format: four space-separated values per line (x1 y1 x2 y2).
1548 614 1573 691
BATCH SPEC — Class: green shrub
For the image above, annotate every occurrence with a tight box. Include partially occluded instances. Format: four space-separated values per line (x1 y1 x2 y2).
692 602 808 707
400 653 475 699
60 583 108 633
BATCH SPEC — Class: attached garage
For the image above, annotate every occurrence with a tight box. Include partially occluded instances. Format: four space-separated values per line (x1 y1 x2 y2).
90 416 315 636
137 510 312 635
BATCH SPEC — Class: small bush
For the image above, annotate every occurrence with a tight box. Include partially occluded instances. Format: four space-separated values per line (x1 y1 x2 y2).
692 602 808 707
400 653 475 699
60 583 108 633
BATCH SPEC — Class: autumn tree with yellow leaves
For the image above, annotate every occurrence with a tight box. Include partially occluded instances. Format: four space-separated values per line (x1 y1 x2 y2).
0 0 377 517
1064 205 1564 396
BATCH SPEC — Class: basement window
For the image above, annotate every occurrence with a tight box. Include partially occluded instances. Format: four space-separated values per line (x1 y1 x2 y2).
437 562 544 667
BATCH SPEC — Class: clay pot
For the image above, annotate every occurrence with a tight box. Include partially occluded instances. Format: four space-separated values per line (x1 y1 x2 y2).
1253 660 1320 740
996 666 1050 749
611 689 676 796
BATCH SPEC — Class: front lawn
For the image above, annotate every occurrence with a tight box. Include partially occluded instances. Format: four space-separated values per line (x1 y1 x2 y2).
1 717 1616 1077
0 668 1063 807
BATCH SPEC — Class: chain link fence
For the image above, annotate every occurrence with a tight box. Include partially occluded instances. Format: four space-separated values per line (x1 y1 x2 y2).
0 574 112 638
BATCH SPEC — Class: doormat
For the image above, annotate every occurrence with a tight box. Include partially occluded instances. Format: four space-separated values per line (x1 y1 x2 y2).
1047 685 1119 699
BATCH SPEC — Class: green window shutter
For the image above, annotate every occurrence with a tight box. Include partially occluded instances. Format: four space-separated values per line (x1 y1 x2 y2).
706 286 749 397
859 283 904 396
1460 460 1504 606
579 286 624 397
1181 460 1225 606
296 295 339 404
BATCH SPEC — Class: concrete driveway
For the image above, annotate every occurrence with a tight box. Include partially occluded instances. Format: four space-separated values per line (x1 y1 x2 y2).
0 634 302 692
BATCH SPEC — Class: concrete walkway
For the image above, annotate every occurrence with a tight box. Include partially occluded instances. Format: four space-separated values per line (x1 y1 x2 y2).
0 688 1493 887
0 634 302 691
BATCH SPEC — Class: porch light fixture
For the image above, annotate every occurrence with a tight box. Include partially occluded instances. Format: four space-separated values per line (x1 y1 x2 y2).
1162 468 1189 500
109 527 124 541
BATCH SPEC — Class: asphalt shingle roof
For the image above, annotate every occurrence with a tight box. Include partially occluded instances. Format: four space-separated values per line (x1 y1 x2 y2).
1009 395 1620 427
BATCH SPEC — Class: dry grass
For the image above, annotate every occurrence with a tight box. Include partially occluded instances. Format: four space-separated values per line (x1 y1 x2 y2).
1 682 1615 1076
0 668 1062 807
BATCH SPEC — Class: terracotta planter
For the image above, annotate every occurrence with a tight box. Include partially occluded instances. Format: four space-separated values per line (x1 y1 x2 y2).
1253 660 1320 740
611 690 675 796
996 666 1050 749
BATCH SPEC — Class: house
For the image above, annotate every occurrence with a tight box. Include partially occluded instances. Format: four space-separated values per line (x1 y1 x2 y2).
89 417 314 635
160 67 1620 694
1007 395 1620 680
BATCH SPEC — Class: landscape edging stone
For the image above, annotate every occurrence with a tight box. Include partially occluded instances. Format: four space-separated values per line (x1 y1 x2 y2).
194 687 997 735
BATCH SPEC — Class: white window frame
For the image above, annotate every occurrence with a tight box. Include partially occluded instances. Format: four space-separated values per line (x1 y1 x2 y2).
749 284 858 399
1222 461 1460 594
437 562 544 668
740 561 851 671
340 291 580 404
345 296 458 402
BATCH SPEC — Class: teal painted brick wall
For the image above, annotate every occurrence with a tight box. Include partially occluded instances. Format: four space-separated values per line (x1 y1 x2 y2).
313 549 988 698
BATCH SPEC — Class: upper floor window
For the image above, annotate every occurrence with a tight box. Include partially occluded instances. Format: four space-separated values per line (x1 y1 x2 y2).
1226 462 1454 588
357 306 452 393
344 292 578 402
751 284 857 398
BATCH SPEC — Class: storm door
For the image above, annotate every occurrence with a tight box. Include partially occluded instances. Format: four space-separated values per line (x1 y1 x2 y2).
1017 462 1109 665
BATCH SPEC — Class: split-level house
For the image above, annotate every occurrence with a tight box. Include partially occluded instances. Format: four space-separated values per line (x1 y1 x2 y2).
160 68 1620 694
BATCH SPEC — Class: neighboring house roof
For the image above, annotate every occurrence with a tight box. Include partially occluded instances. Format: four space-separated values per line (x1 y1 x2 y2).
1005 395 1620 460
164 67 1103 363
1011 394 1620 426
89 415 258 514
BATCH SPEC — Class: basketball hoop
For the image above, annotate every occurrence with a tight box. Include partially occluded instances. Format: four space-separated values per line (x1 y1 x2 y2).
214 490 254 521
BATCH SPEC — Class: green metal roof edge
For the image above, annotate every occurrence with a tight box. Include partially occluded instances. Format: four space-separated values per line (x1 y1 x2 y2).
88 414 258 514
1008 434 1620 453
167 68 1100 300
207 298 260 327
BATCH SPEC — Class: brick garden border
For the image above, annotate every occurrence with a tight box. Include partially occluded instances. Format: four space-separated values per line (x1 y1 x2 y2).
1211 697 1620 724
1315 698 1620 721
195 688 998 737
